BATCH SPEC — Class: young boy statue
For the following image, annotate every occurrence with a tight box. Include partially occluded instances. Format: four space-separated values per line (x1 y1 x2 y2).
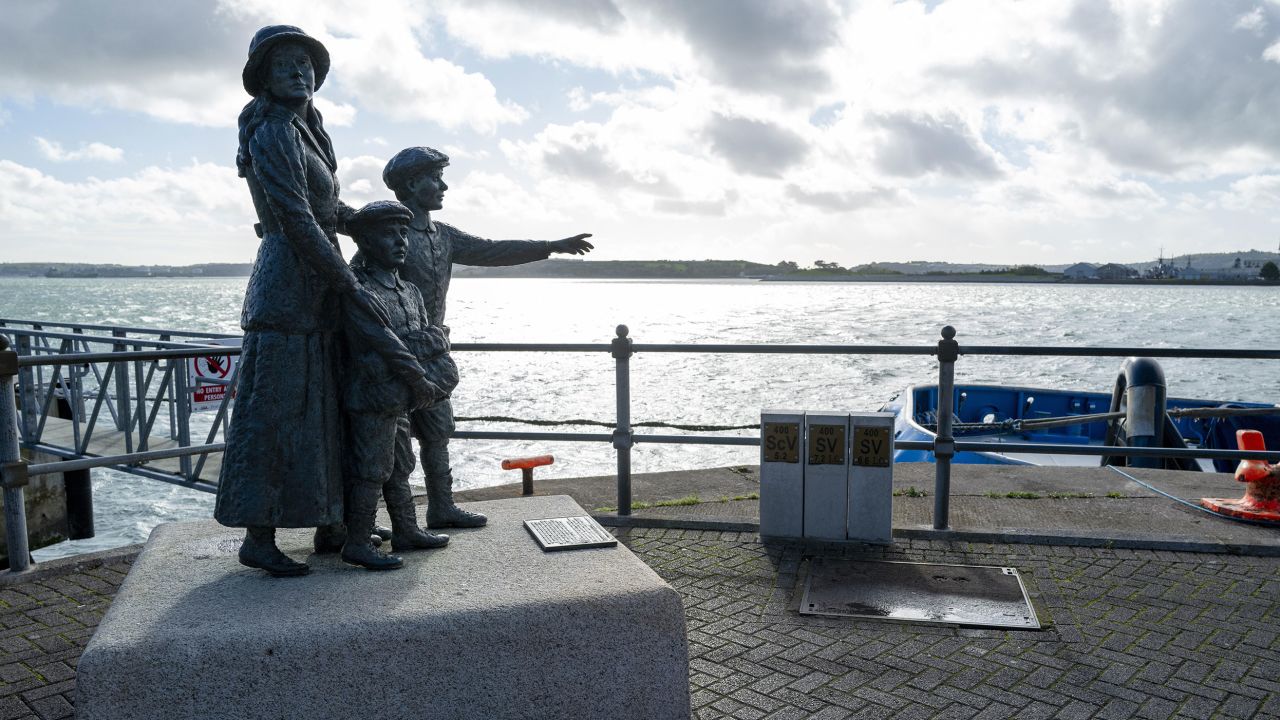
381 146 593 530
340 200 456 570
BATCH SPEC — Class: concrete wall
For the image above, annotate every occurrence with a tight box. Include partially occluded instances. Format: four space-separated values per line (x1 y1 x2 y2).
0 448 69 568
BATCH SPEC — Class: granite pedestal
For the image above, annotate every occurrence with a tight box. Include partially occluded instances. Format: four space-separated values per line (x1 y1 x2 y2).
76 495 691 720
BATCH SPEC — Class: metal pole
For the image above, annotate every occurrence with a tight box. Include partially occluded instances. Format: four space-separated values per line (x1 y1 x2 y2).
933 326 959 530
612 325 634 516
0 337 31 572
14 334 35 440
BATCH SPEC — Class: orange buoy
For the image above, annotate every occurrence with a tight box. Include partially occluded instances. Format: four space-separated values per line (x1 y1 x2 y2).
501 455 554 496
1200 430 1280 523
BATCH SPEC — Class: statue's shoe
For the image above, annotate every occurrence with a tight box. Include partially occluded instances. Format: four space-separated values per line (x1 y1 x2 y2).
340 544 403 571
315 525 387 552
391 528 449 552
239 543 310 577
426 505 488 529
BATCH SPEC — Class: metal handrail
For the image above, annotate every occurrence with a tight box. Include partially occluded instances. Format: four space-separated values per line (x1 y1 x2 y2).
2 321 1278 572
0 318 236 340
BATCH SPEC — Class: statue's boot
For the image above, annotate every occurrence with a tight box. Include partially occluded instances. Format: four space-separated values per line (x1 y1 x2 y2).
313 523 345 554
340 485 403 571
385 479 449 552
423 443 487 529
315 523 386 553
240 527 309 577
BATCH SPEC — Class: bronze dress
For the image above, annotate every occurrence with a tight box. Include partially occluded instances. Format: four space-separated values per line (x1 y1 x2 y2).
214 102 357 528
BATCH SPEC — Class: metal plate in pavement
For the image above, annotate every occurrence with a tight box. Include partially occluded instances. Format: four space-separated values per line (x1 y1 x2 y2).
800 559 1041 629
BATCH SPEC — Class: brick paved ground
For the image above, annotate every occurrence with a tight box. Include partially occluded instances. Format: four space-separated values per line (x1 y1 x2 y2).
0 557 130 720
619 528 1280 720
0 534 1276 719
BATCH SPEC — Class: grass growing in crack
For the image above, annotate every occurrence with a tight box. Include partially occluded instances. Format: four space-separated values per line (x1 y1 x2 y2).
594 492 756 513
1106 491 1125 499
894 486 928 497
985 490 1042 499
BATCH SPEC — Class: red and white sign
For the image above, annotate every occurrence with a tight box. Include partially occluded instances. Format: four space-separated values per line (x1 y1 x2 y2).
188 339 241 412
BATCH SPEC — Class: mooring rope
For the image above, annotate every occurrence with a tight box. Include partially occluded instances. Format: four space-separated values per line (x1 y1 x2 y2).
455 415 760 432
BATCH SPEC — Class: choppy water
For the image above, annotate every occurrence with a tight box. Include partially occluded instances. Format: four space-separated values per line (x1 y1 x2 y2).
3 277 1277 558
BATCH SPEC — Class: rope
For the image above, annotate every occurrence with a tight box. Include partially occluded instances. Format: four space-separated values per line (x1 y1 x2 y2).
1105 465 1279 527
926 405 1280 435
455 415 760 432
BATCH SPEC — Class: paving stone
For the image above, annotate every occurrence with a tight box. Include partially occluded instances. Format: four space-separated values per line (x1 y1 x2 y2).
0 528 1275 720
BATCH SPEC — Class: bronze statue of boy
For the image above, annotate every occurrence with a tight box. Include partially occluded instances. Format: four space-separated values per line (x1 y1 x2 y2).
381 147 593 529
339 200 455 570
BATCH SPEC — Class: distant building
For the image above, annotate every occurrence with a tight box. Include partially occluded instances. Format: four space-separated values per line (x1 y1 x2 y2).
1095 263 1138 280
1062 262 1097 280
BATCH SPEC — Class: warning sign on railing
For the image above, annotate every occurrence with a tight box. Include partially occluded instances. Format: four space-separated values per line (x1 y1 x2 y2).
188 339 241 412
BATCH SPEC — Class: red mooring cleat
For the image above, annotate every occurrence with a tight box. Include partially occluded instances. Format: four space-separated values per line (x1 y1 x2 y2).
1200 430 1280 523
501 455 555 496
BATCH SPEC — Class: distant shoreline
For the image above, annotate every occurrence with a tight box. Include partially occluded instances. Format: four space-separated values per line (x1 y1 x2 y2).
7 273 1277 287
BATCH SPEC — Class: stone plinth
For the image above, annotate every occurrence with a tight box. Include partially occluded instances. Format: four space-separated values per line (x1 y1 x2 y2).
76 495 691 720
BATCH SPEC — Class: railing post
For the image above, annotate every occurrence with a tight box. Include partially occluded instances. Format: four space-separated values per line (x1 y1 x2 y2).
175 359 193 480
112 330 133 452
933 325 959 531
611 325 634 516
0 337 32 572
14 334 35 440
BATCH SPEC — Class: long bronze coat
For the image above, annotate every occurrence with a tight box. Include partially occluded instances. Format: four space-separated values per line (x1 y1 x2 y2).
214 102 357 529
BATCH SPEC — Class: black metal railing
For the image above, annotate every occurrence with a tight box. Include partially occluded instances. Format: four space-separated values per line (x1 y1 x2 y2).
1 318 1278 573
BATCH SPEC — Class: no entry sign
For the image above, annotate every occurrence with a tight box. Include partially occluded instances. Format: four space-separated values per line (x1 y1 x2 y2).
187 339 241 412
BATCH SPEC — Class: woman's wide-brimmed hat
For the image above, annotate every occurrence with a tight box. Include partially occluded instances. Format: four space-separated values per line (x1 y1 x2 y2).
242 25 330 97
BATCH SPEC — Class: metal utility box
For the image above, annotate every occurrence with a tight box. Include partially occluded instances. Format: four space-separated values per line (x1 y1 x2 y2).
847 412 895 544
803 412 849 540
759 409 804 538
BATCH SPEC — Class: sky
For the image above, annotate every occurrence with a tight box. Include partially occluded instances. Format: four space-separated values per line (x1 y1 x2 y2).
3 0 1280 267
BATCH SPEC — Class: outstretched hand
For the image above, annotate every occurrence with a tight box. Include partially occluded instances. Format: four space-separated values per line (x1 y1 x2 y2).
549 233 594 255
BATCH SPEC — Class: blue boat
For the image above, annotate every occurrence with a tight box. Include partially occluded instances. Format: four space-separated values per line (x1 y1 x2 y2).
884 360 1280 472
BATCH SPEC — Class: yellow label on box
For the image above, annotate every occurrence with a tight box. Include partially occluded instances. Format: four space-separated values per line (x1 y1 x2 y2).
807 424 845 465
762 423 800 463
853 427 891 467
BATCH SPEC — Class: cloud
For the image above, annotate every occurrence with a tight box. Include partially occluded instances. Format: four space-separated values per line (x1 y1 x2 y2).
786 185 903 212
1220 173 1280 210
925 1 1280 176
223 0 529 134
35 138 125 163
1235 8 1266 33
653 197 731 216
0 160 255 263
705 114 809 178
508 121 676 195
645 0 840 98
870 113 1002 179
0 0 253 126
0 0 525 133
313 98 356 127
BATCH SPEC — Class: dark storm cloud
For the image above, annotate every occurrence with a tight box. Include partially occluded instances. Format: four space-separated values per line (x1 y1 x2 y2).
935 0 1280 171
0 1 250 88
642 0 840 98
786 185 902 212
705 114 809 178
872 113 1002 179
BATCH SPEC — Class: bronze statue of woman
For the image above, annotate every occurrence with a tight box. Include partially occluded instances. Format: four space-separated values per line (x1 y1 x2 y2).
214 26 431 576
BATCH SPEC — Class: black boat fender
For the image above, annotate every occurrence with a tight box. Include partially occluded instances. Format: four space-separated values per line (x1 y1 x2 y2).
1101 357 1200 471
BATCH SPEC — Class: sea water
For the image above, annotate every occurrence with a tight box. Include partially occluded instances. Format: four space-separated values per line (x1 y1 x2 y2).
3 276 1277 558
